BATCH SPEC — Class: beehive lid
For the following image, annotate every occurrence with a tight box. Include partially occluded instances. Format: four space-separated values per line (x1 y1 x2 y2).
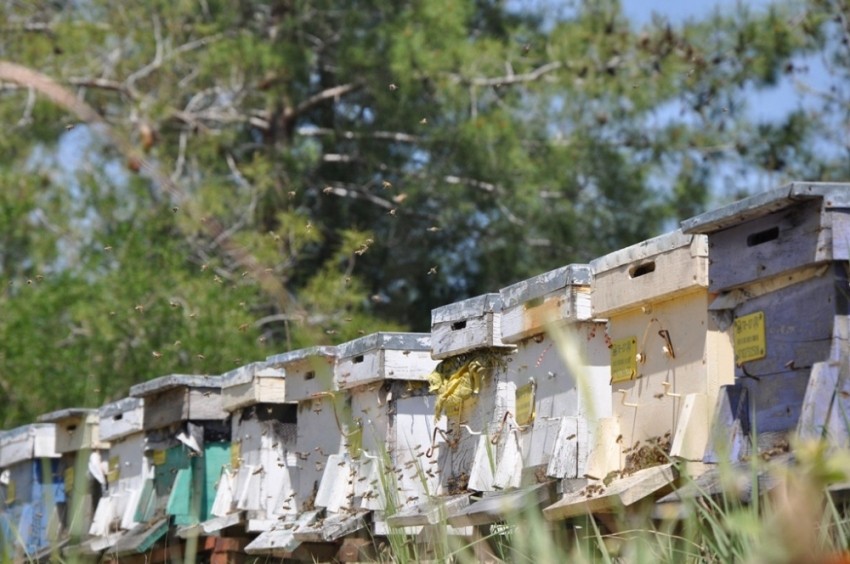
220 361 283 388
337 332 431 359
0 424 58 466
682 182 850 234
36 407 98 424
499 264 592 309
266 345 338 366
431 294 502 325
99 397 143 419
591 230 703 275
129 374 222 397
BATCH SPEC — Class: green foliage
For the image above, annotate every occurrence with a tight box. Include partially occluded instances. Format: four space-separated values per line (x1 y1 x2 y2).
1 0 849 425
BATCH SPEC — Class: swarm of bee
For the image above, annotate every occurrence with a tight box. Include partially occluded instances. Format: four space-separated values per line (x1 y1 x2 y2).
622 432 672 476
427 350 509 419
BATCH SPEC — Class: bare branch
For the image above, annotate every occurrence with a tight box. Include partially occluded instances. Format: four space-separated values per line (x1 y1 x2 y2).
297 126 420 143
290 83 361 118
67 77 132 97
450 61 563 87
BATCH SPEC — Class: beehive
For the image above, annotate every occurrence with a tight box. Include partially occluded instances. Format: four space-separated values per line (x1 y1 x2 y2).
0 424 63 561
305 332 437 540
203 362 298 536
109 375 230 556
449 265 611 526
36 408 109 550
388 296 513 532
544 230 734 520
680 182 850 458
83 397 148 553
245 346 339 556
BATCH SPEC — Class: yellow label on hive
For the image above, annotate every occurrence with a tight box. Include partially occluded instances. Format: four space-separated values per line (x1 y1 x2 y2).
152 449 167 466
231 441 241 470
734 311 766 364
107 456 120 483
611 337 637 383
6 480 15 503
64 467 74 493
515 381 536 426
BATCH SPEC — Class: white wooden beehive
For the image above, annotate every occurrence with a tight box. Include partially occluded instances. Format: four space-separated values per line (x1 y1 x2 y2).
329 333 439 527
543 230 734 521
681 182 850 458
264 346 340 512
83 398 150 550
444 266 611 527
496 265 611 484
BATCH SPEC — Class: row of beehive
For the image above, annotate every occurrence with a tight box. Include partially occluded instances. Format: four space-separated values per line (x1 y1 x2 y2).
2 182 849 561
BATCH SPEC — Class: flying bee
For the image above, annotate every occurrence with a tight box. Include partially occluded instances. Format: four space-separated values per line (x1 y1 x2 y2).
381 180 392 189
151 351 162 359
427 266 438 275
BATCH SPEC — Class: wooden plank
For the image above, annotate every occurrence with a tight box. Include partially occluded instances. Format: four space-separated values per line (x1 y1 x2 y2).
292 510 368 543
546 417 579 479
385 493 472 527
543 464 676 521
449 483 554 526
493 430 522 490
703 385 751 463
670 393 710 461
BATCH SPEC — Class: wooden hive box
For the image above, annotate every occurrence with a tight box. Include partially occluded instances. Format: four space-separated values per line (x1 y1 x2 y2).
204 362 298 536
544 230 734 521
389 297 514 532
220 361 287 412
246 347 340 556
130 374 228 431
116 375 230 555
0 425 64 561
432 294 507 360
680 182 850 459
37 408 107 455
83 398 148 554
36 408 109 550
448 265 611 527
304 332 438 540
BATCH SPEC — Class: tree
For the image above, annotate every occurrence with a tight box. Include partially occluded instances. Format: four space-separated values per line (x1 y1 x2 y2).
0 0 844 426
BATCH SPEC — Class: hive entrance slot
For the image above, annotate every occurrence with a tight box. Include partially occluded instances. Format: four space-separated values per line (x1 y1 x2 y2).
746 226 779 247
451 321 467 331
629 262 656 278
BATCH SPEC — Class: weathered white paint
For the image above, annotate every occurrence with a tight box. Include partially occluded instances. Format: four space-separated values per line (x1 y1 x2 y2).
431 294 512 360
98 397 144 443
221 362 287 412
129 374 227 430
0 424 58 468
37 408 107 454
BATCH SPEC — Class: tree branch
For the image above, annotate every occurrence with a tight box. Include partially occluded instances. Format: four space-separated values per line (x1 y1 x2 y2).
450 61 563 87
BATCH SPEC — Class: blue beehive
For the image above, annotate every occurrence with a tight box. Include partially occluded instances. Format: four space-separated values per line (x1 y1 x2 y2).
0 424 64 561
